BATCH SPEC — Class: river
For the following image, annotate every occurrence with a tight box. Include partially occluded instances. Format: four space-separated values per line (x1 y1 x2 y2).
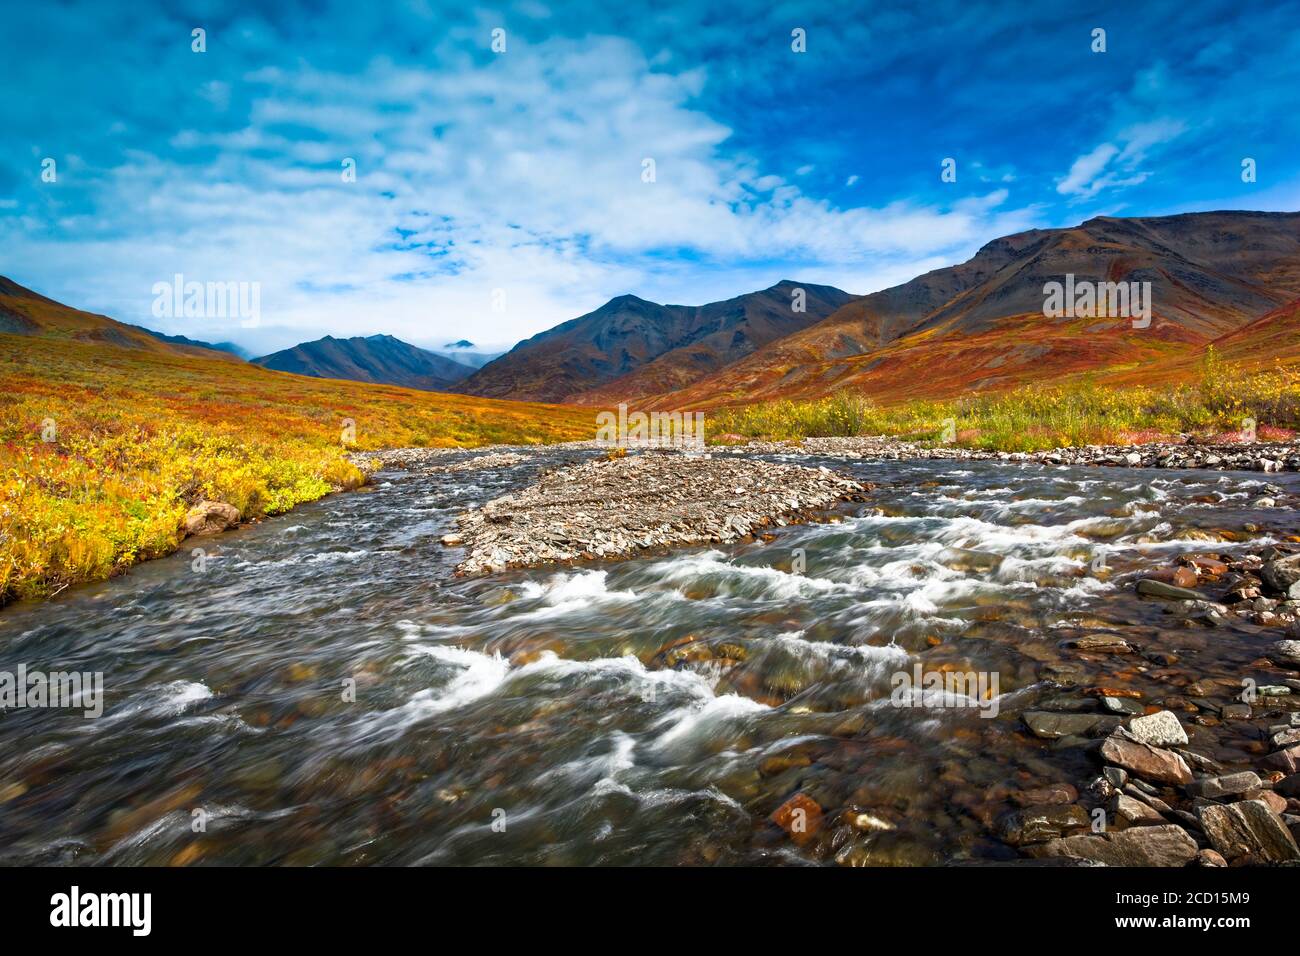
1 449 1295 865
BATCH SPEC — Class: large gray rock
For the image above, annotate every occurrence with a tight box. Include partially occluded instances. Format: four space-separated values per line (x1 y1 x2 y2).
1197 800 1300 863
1261 555 1300 599
1067 635 1134 654
1126 710 1188 747
1025 824 1198 867
1185 771 1261 800
1272 639 1300 667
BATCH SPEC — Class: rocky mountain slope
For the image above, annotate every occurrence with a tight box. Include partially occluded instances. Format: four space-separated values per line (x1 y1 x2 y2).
253 334 475 391
652 211 1300 408
460 280 855 403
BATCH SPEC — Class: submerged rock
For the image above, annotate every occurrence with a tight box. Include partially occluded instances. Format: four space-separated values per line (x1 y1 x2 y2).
1022 711 1117 740
770 792 824 846
1136 579 1203 601
998 805 1090 845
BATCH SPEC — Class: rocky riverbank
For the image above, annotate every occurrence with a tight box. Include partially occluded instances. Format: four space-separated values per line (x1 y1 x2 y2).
715 436 1300 472
444 451 871 575
996 543 1300 866
350 441 601 473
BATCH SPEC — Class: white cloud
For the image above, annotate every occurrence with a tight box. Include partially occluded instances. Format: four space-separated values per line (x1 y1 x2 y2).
3 34 1042 353
1057 118 1186 201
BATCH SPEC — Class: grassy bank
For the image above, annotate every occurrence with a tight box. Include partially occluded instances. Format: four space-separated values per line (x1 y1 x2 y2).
708 351 1300 451
0 335 592 604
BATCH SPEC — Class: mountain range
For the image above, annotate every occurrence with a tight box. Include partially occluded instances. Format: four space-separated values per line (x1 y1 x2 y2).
5 210 1299 410
567 210 1300 410
459 280 856 403
648 210 1300 409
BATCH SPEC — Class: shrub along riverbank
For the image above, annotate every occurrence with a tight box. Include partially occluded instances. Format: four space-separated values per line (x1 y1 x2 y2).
708 352 1300 451
0 335 592 605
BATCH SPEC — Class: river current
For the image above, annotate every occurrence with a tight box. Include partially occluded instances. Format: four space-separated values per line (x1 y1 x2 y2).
1 449 1295 865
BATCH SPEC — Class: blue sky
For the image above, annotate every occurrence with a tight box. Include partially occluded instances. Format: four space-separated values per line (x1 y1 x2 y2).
3 0 1299 354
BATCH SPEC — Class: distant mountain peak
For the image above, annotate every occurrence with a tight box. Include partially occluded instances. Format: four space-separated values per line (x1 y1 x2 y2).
443 339 475 349
252 333 474 392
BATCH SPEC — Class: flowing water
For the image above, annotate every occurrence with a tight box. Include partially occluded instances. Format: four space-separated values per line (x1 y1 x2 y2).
1 449 1296 865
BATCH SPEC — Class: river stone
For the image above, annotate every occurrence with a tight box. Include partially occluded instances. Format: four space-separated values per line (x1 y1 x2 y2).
1272 640 1300 666
1272 728 1300 749
1011 783 1078 807
998 804 1090 846
1025 824 1198 867
938 547 1004 572
1067 635 1134 654
1265 745 1300 774
1022 712 1115 740
1100 736 1193 786
1101 695 1143 715
1261 555 1300 599
1186 771 1261 799
1136 579 1202 601
1112 793 1164 824
1126 710 1188 747
1197 800 1300 863
182 500 240 537
1145 567 1198 589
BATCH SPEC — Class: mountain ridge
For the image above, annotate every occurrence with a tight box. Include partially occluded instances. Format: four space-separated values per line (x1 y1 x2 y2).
644 210 1300 409
460 280 857 403
252 334 476 392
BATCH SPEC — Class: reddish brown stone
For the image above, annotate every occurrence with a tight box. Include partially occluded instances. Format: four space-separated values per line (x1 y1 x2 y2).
1100 736 1193 786
771 792 823 845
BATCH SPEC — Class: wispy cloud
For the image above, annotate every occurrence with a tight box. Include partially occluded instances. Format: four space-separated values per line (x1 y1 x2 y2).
2 0 1298 353
1057 119 1186 201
